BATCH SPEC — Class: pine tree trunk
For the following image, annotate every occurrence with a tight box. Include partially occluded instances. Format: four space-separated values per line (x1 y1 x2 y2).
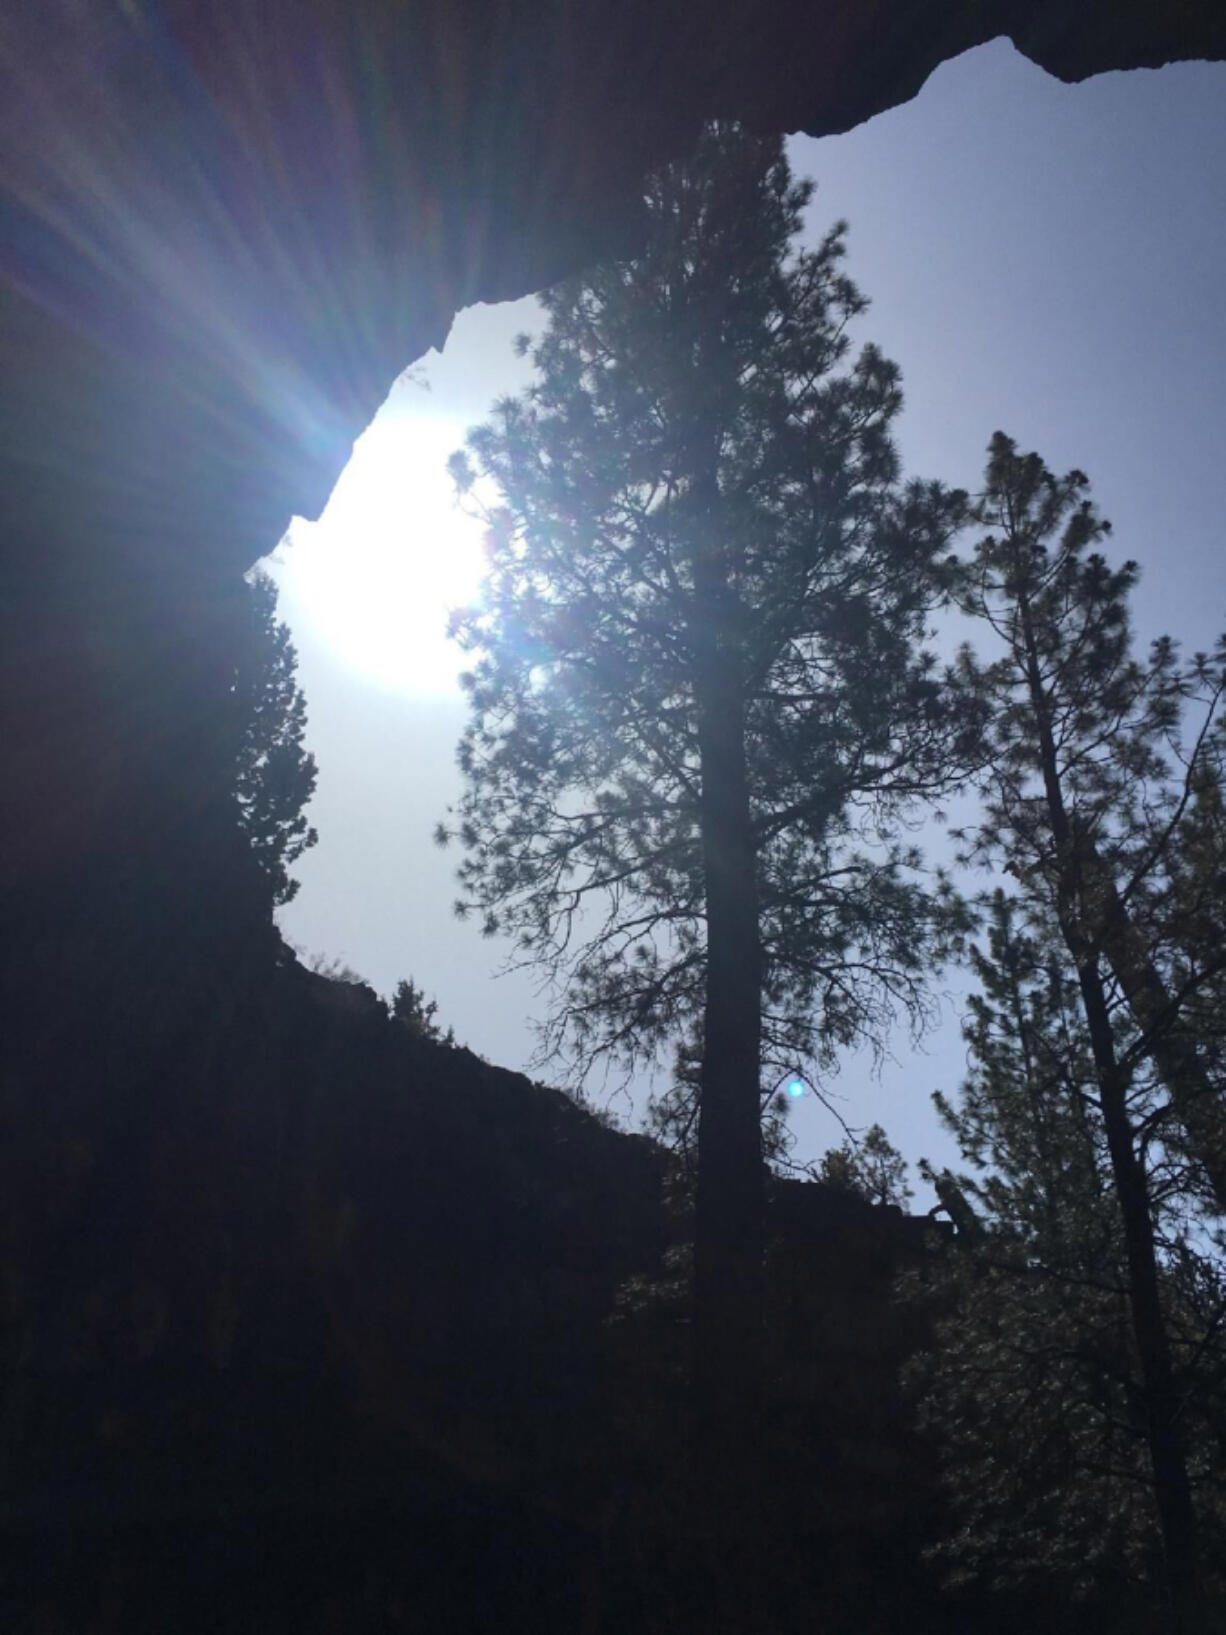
1074 959 1200 1615
1021 610 1200 1611
691 560 764 1534
1085 851 1226 1212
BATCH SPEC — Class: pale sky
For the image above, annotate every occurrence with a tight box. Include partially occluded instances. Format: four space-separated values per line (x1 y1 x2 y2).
265 41 1226 1188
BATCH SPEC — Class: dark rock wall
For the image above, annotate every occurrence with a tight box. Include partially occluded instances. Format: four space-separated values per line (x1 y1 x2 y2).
0 950 666 1627
2 939 953 1630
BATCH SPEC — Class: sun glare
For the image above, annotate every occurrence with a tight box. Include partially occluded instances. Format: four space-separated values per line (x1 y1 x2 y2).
275 411 487 695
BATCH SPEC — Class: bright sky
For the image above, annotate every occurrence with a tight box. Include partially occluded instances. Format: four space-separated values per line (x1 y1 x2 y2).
265 41 1226 1188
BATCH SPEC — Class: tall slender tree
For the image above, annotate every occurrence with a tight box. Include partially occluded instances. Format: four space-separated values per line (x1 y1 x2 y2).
441 124 970 1512
955 435 1226 1210
950 435 1226 1609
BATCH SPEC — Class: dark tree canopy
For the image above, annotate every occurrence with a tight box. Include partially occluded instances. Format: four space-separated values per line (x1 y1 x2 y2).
916 889 1226 1607
817 1122 912 1208
232 570 318 909
391 976 455 1044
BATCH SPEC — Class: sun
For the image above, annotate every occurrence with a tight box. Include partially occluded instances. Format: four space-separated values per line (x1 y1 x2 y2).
275 410 487 696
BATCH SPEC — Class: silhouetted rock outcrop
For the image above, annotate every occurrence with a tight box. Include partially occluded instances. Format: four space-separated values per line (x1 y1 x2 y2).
0 940 663 1627
0 936 960 1630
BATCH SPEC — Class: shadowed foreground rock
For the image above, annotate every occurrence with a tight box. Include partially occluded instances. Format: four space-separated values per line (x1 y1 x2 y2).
0 944 957 1632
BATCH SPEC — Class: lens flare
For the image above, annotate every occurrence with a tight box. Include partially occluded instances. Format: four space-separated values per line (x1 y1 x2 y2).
274 410 487 695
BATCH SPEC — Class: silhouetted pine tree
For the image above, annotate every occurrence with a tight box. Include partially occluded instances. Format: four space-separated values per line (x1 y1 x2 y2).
818 1122 912 1207
391 976 455 1044
232 570 317 908
947 436 1226 1612
441 122 973 1524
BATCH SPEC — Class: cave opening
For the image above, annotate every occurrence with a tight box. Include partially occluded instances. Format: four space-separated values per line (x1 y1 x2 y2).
259 44 1226 1182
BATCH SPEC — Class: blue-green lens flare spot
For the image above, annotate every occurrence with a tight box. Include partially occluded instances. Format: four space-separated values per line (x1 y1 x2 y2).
786 1078 807 1099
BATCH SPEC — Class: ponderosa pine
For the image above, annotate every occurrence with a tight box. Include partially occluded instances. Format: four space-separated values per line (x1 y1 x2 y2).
443 123 972 1519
